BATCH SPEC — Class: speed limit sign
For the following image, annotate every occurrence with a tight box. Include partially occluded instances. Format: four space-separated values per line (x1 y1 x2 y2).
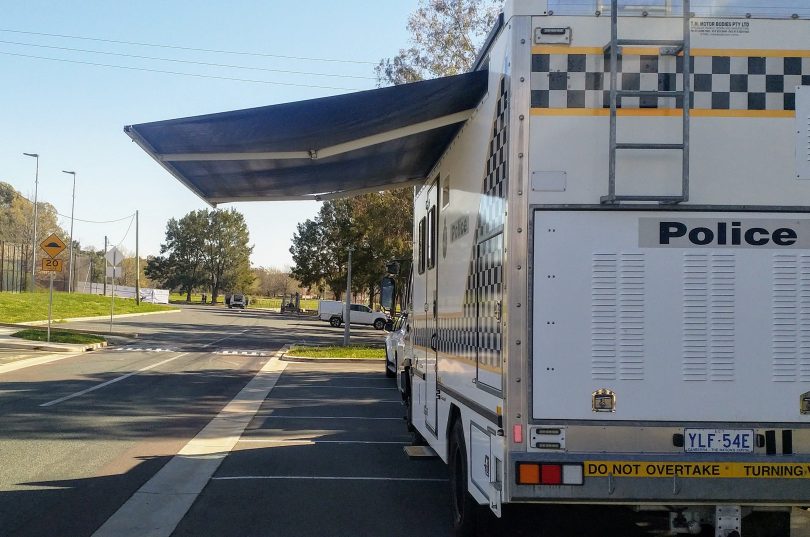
41 258 63 272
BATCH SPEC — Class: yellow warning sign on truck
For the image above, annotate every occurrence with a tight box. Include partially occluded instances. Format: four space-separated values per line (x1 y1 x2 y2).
584 461 810 479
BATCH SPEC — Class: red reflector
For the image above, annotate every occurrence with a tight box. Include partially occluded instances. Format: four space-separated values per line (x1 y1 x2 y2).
513 424 523 444
540 464 562 485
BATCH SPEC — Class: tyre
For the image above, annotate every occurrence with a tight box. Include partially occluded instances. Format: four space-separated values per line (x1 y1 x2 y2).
449 419 478 537
385 352 396 378
329 316 341 328
374 318 386 330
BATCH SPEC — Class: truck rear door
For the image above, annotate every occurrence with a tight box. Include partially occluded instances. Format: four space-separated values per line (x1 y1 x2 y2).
532 209 810 424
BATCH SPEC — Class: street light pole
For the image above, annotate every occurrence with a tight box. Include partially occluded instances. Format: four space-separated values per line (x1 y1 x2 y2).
62 170 76 292
343 248 353 346
23 153 40 292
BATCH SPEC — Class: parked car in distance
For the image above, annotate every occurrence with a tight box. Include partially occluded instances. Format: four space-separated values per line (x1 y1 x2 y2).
318 300 389 330
227 293 248 309
385 313 408 379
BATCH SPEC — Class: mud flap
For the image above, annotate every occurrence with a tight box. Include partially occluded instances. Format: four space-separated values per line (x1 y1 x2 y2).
489 434 504 517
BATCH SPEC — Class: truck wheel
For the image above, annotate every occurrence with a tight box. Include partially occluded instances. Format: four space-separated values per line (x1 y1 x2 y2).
449 419 478 537
329 316 341 328
374 318 385 330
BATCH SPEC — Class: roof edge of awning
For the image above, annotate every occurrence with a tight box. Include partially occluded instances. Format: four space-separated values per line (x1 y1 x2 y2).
124 124 217 207
155 108 476 163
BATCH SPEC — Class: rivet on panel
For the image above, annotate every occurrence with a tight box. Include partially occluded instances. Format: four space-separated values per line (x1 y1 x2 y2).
516 340 521 345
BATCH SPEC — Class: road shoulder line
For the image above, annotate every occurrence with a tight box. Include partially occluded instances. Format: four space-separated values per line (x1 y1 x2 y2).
91 345 288 537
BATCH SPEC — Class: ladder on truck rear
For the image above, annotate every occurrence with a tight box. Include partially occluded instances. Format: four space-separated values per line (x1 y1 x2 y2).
601 0 691 205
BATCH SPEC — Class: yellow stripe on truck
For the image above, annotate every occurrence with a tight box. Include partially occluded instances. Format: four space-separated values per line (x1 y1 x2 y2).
584 461 810 479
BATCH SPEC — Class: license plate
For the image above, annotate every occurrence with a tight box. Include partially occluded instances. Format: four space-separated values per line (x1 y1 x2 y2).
684 429 754 453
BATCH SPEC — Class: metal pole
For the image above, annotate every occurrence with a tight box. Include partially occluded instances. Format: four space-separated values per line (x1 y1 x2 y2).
103 236 107 296
343 248 353 346
69 173 76 292
61 171 76 292
23 153 39 292
48 273 53 342
109 266 115 334
135 210 140 305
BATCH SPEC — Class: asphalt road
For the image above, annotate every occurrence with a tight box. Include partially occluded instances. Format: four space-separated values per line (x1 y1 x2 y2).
2 306 807 537
0 305 386 537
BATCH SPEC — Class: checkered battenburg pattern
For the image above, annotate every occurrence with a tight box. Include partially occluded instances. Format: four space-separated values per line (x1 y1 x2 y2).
531 52 810 110
438 78 508 373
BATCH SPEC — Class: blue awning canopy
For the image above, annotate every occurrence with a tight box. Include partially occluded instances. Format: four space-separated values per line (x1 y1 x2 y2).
124 70 488 205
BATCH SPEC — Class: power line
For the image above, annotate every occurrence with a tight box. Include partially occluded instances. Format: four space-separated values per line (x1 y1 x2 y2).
113 214 136 249
56 212 136 224
0 28 378 65
0 39 376 80
0 51 363 90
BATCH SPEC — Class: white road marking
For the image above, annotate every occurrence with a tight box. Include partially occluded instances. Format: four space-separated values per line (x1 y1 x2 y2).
265 397 402 403
0 351 84 375
216 350 269 356
237 439 409 445
40 328 259 407
201 329 248 348
115 347 176 353
212 475 447 482
91 346 287 537
272 385 397 390
39 353 190 407
259 415 402 421
289 376 392 380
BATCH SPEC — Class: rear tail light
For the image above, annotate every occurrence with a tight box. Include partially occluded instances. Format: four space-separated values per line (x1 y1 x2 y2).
516 463 584 486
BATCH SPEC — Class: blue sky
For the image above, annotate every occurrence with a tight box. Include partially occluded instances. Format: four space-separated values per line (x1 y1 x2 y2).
0 1 416 268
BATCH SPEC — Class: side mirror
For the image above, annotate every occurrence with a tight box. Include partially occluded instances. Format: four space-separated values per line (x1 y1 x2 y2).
380 277 396 312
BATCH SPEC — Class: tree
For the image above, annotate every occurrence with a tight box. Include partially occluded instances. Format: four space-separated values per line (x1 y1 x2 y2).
376 0 501 86
253 267 302 297
145 211 208 300
146 208 253 303
204 208 254 304
0 181 68 289
289 188 414 305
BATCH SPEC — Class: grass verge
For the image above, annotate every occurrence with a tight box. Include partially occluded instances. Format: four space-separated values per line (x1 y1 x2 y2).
12 329 106 344
286 345 384 359
0 291 176 324
168 293 319 311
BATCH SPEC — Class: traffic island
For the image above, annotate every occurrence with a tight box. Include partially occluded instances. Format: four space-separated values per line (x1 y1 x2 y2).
3 328 107 352
282 344 385 363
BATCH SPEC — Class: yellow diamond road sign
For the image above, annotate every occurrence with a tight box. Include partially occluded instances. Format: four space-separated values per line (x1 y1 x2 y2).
40 233 66 259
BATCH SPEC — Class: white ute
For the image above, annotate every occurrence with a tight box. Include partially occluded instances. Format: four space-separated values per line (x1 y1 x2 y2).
318 300 388 330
